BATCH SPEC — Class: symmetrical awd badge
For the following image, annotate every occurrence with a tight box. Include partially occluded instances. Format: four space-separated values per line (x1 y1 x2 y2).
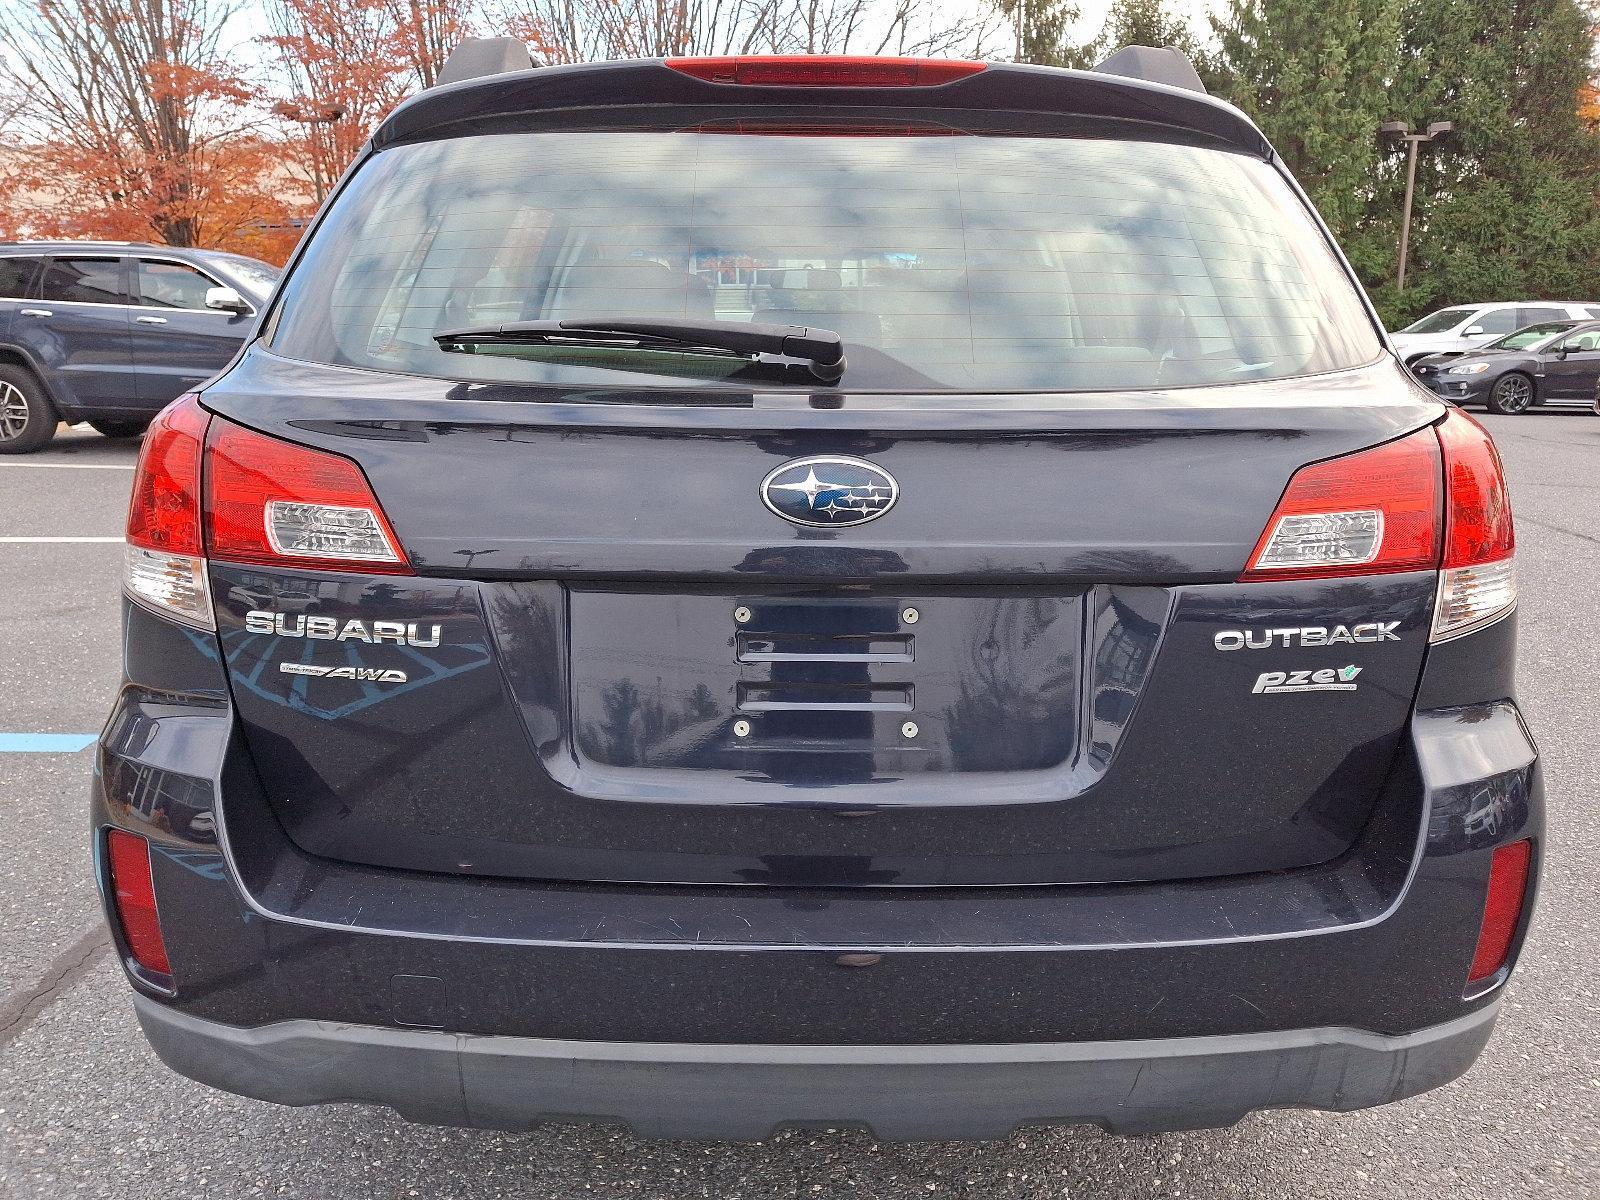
761 456 897 527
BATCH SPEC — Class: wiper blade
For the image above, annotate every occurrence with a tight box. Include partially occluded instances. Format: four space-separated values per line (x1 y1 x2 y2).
434 318 846 383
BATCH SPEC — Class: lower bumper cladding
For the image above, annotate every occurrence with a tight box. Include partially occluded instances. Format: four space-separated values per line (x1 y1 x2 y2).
134 996 1499 1141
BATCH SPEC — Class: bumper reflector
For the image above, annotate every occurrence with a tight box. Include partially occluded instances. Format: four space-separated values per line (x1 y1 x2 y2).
1468 839 1532 984
106 829 172 977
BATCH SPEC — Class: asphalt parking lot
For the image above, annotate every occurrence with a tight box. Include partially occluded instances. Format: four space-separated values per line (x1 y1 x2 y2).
1 412 1597 1200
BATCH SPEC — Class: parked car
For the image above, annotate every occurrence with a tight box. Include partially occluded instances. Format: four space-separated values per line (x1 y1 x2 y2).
1390 300 1600 365
1412 319 1600 414
97 46 1540 1141
0 241 278 453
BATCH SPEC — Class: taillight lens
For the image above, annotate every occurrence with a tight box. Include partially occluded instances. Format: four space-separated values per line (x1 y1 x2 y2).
1432 408 1516 641
1240 412 1517 641
1241 427 1441 581
665 56 986 87
1467 839 1532 985
206 420 411 574
106 829 172 978
124 394 214 629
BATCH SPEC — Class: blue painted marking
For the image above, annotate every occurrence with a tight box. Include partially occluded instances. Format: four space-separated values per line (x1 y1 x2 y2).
0 733 97 752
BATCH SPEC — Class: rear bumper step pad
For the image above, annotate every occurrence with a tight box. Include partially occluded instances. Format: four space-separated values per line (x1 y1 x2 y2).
134 994 1499 1141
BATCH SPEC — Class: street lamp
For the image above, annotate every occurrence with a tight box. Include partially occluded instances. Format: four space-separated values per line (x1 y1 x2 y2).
272 102 348 125
271 101 350 204
1380 119 1455 292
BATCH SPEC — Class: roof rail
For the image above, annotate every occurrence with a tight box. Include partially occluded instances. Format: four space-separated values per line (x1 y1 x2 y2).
1091 45 1206 94
0 238 161 248
435 37 534 87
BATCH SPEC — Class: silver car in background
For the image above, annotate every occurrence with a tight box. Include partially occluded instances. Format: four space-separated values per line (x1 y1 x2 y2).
1391 300 1600 365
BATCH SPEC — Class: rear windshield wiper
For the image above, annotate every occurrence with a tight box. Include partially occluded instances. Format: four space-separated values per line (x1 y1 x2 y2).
434 318 846 383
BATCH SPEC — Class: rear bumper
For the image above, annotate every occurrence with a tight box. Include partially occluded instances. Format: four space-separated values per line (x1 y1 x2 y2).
134 994 1500 1140
97 604 1541 1137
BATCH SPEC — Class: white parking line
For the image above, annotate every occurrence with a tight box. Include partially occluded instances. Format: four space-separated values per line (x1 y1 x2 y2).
0 536 123 543
0 461 135 470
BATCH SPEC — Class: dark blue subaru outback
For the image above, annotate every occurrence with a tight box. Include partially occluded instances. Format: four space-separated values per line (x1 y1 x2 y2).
94 47 1540 1140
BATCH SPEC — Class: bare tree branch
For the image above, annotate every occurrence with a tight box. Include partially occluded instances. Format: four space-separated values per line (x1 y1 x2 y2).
0 0 274 246
491 0 1002 64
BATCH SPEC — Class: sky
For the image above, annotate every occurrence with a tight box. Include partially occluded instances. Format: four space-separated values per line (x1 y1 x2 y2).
204 0 1223 72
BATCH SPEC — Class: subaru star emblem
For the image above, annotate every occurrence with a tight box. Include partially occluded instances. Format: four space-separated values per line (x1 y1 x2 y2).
760 455 898 528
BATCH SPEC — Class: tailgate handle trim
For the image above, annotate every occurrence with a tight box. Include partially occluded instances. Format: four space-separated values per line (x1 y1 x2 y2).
737 632 913 664
736 682 913 712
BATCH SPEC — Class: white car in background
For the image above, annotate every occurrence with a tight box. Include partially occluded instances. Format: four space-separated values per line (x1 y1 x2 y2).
1391 300 1600 365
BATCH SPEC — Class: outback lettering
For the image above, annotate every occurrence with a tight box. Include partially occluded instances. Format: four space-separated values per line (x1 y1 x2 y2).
1215 622 1401 651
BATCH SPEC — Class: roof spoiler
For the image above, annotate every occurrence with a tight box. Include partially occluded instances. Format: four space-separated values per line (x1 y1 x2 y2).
379 56 1269 159
431 41 1207 94
1091 45 1207 94
435 36 534 87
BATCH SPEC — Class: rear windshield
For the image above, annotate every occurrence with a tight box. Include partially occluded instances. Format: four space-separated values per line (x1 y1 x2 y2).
270 130 1382 393
1488 322 1574 351
1400 307 1477 335
206 255 281 300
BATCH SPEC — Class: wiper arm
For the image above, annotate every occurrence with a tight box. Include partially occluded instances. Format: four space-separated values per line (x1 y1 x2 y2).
434 318 846 383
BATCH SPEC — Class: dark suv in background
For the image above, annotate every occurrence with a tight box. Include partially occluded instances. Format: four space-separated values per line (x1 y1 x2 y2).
0 241 278 452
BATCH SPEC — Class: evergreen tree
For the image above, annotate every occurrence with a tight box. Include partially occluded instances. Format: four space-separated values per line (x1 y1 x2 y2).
1377 0 1600 321
1095 0 1203 57
991 0 1091 67
1209 0 1400 260
994 0 1208 73
1210 0 1600 325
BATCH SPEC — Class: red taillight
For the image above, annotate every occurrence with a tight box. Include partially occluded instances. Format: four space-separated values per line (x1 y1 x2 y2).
665 56 986 88
205 419 412 575
1432 408 1517 640
1467 839 1532 984
126 394 207 556
124 395 214 629
1240 426 1442 581
1437 408 1514 568
106 829 172 977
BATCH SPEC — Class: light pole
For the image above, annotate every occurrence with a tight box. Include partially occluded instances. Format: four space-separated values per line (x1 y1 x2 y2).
1380 119 1454 292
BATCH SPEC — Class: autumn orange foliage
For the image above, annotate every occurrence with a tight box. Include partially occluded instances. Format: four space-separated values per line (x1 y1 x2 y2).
5 140 305 264
264 0 410 203
0 0 303 259
0 0 472 264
